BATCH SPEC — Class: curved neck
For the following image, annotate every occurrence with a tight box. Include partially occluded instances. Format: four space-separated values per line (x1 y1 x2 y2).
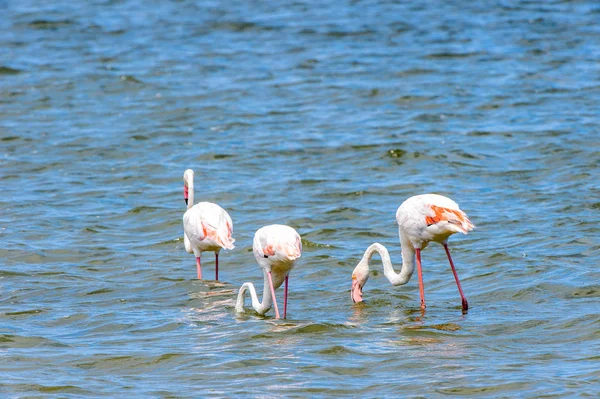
364 241 415 286
235 272 273 315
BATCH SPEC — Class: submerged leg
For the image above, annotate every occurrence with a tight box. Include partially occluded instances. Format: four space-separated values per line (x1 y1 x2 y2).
215 253 219 281
283 275 289 319
267 271 280 319
416 248 426 310
444 244 469 313
196 256 202 280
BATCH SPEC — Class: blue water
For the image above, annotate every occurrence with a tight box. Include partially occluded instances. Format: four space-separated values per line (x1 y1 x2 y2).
1 0 599 397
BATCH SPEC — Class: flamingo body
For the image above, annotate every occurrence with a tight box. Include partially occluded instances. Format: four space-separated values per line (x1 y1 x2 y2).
351 194 474 312
182 169 234 280
236 225 302 319
183 202 234 255
396 194 473 249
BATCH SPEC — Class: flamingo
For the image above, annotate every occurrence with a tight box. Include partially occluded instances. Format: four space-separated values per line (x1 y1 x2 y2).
182 169 235 280
351 194 474 312
235 225 302 319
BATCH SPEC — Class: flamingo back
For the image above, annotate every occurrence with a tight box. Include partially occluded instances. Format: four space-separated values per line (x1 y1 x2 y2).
253 225 302 263
397 194 474 245
183 202 235 252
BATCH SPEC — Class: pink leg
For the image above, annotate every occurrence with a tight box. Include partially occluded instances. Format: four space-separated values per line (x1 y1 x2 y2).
267 271 280 319
416 248 426 310
444 244 469 312
215 253 219 281
196 256 202 280
283 275 289 319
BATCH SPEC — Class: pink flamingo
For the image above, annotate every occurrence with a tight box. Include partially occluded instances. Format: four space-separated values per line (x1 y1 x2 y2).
182 169 235 280
236 225 302 319
351 194 474 312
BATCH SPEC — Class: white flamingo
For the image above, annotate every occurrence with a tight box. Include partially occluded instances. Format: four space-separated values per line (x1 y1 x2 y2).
182 169 235 280
235 225 302 319
351 194 474 312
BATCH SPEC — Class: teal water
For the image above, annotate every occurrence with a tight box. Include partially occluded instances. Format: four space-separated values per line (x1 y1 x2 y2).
1 0 599 397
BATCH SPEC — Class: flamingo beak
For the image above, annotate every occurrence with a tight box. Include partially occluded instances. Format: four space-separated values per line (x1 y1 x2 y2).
351 277 363 303
184 185 188 205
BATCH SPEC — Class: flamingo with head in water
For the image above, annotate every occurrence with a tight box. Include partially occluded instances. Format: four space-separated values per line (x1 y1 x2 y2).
236 225 302 319
182 169 235 280
351 194 474 312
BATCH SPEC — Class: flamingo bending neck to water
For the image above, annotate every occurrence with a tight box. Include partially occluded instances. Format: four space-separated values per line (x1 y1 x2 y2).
351 194 474 312
182 169 235 280
236 225 302 319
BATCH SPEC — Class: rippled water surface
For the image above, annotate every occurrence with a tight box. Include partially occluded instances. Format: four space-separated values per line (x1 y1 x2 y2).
2 0 600 397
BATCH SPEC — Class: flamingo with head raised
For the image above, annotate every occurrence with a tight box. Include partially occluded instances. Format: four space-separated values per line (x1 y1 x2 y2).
182 169 235 280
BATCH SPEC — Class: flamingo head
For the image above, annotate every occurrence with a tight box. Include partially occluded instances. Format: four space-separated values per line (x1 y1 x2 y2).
350 260 369 303
183 169 194 205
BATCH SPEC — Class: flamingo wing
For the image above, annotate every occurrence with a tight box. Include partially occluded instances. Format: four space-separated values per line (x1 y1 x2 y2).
183 202 235 250
253 225 302 261
425 204 474 234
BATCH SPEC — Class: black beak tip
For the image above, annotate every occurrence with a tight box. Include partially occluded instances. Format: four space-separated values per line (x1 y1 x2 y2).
184 199 188 205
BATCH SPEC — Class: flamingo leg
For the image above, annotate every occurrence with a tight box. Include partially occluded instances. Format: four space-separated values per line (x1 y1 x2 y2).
267 271 280 319
443 244 469 312
215 253 219 281
196 256 202 280
283 275 289 319
416 248 426 310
